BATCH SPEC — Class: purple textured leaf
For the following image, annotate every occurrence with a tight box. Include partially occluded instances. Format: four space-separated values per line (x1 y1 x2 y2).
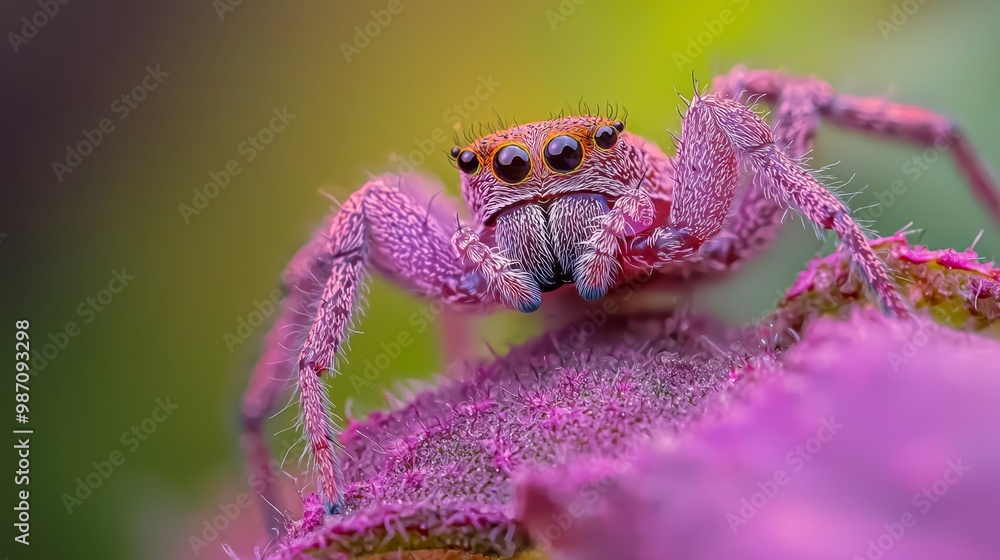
252 234 1000 560
518 311 1000 560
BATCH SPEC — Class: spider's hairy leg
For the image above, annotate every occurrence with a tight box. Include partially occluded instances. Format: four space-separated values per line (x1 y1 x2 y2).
248 175 490 516
294 192 366 514
681 73 823 273
241 220 334 532
716 66 1000 225
241 292 307 531
629 96 741 271
631 93 907 315
702 94 909 315
827 94 1000 220
661 69 836 279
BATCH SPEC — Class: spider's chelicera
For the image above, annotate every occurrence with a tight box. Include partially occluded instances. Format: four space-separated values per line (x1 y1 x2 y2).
240 67 1000 519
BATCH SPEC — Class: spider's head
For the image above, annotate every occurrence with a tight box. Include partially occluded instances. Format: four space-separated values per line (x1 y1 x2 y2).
450 115 648 294
450 116 643 225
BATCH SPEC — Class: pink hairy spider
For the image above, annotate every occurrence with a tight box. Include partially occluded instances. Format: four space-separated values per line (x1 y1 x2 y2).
239 66 1000 521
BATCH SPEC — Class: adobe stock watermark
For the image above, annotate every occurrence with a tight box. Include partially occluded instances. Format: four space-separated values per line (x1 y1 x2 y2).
673 0 750 71
28 268 136 375
555 270 654 352
853 135 954 224
727 416 843 534
345 300 443 394
527 268 787 375
187 436 296 556
886 307 949 372
340 0 412 63
350 267 701 400
545 0 586 30
222 288 284 353
348 268 731 403
852 458 970 560
51 64 169 183
532 449 640 550
212 0 246 21
7 0 71 54
61 397 180 514
345 278 504 395
389 74 501 175
177 106 296 223
878 0 930 40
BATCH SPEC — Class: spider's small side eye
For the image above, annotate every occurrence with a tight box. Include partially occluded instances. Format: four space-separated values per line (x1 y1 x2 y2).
450 146 461 159
456 149 481 174
613 120 625 132
492 144 531 184
544 135 584 173
594 125 619 150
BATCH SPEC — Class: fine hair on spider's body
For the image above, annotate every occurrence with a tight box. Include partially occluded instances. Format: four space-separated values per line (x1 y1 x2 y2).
240 66 1000 525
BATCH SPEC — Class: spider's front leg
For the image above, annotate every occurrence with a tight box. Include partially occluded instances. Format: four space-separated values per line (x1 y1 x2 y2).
246 175 520 515
631 93 909 315
242 217 337 531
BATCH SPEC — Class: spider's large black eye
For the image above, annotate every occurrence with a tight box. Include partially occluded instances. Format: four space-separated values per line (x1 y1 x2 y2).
456 149 480 174
544 135 583 173
594 125 619 150
493 144 531 183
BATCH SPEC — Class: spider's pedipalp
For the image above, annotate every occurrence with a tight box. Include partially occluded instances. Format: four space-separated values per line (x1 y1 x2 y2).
576 186 655 299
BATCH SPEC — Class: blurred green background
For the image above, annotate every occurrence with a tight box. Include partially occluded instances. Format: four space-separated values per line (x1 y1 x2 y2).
2 0 999 558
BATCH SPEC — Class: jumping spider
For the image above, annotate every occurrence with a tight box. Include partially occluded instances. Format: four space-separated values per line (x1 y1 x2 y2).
241 67 1000 519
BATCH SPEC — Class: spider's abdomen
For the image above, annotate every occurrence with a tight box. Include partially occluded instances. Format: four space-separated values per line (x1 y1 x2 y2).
494 194 608 293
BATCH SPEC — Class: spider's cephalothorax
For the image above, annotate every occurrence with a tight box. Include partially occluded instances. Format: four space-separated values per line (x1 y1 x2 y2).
455 116 634 223
450 116 651 302
240 67 1000 521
